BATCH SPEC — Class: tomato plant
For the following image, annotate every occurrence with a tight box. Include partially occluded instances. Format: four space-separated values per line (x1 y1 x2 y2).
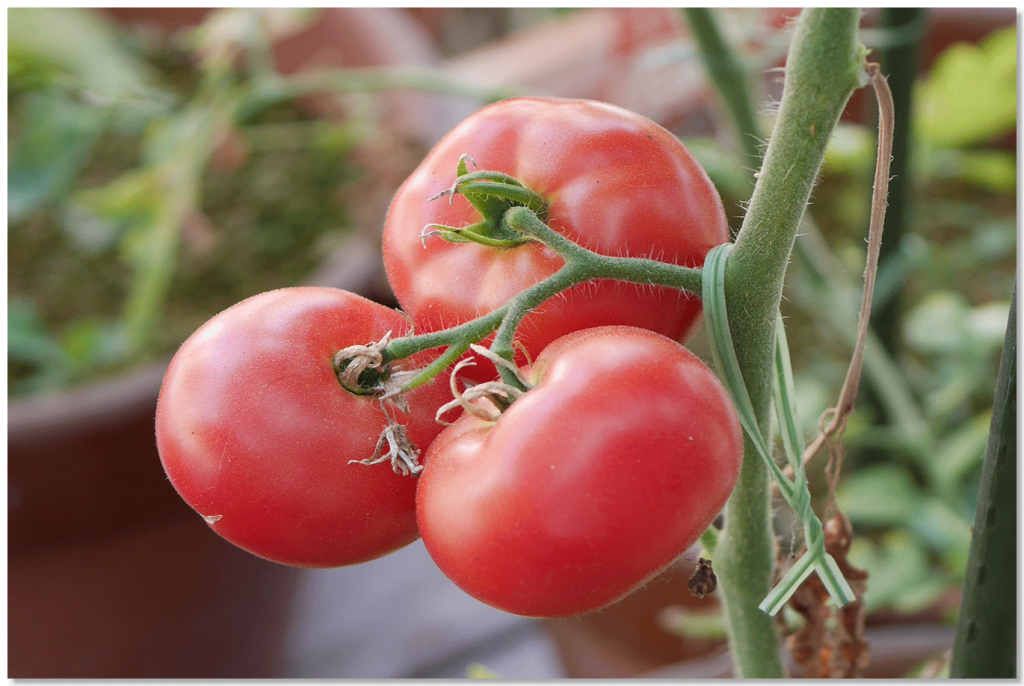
382 97 729 382
155 287 451 568
415 326 743 617
136 10 934 678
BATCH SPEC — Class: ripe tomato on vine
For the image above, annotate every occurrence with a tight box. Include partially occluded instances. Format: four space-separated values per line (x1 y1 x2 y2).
155 287 451 568
416 326 743 617
154 99 742 613
383 97 729 382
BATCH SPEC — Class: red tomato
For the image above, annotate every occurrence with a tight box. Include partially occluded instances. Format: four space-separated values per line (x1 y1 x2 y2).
155 287 451 568
416 326 743 617
383 97 729 382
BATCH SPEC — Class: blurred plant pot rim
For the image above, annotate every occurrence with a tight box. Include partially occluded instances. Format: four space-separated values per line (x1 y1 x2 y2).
8 7 447 553
9 7 449 678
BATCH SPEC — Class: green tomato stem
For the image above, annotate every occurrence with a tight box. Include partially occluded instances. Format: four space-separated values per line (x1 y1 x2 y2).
503 206 705 297
383 206 703 391
701 8 868 678
687 8 930 463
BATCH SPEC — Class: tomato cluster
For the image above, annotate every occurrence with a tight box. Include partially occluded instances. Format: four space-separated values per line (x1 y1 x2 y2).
155 97 742 617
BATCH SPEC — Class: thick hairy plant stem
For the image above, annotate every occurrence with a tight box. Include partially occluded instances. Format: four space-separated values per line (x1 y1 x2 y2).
708 9 868 678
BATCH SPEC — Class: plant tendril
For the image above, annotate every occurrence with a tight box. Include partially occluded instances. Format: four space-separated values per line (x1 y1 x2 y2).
701 242 855 615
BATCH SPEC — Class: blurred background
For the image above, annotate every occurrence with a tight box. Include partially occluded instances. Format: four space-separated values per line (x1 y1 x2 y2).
8 7 1016 678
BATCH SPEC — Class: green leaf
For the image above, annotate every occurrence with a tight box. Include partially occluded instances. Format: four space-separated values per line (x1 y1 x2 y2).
956 150 1017 194
680 136 757 200
8 301 66 365
903 294 1011 418
8 91 108 222
908 497 973 568
8 8 160 104
903 291 971 355
931 412 993 491
916 26 1016 148
59 317 132 370
73 168 162 222
969 218 1017 262
836 463 924 527
924 147 1017 194
7 299 73 396
822 122 875 175
848 531 950 614
968 300 1015 350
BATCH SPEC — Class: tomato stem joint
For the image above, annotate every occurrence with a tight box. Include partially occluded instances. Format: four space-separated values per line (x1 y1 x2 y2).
422 154 549 250
334 332 396 396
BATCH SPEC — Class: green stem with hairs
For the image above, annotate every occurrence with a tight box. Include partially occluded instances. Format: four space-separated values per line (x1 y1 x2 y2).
382 205 702 391
687 8 931 457
701 9 868 677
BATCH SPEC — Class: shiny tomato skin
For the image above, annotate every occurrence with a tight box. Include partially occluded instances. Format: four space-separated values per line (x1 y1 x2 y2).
383 97 729 382
155 287 451 568
416 326 743 617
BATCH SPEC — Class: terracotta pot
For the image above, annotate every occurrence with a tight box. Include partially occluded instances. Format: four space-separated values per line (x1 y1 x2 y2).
8 8 441 678
544 553 727 678
9 515 299 678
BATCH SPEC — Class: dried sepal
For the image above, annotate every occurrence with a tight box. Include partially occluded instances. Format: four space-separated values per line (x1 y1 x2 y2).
435 355 528 425
350 418 423 477
688 557 718 599
468 343 533 390
334 331 393 394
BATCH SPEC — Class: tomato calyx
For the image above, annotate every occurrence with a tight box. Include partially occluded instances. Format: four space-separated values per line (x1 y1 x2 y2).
333 332 430 476
421 154 549 251
349 412 424 477
435 344 533 424
334 331 397 396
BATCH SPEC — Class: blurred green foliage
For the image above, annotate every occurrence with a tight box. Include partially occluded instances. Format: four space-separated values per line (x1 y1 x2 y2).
810 25 1015 616
916 26 1016 148
8 9 363 397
